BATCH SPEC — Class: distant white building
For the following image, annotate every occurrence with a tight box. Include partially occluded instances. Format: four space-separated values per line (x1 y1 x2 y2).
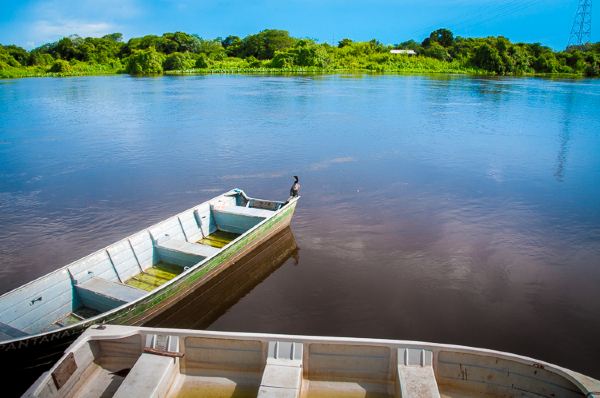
390 49 417 55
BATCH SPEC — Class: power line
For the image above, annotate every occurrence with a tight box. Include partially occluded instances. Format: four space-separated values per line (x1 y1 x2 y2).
415 0 542 41
452 0 540 35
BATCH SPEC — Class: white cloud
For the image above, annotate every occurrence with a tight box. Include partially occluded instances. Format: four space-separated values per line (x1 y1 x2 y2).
31 20 116 43
17 0 141 47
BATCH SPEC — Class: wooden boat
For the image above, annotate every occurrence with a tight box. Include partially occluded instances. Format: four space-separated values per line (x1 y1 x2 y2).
0 189 299 396
25 325 600 398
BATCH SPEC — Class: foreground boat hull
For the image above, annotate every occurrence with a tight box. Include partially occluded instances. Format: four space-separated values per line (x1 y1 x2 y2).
25 325 600 398
0 194 298 397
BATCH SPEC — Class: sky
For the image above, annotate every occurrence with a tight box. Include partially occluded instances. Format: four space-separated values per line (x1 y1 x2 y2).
0 0 597 50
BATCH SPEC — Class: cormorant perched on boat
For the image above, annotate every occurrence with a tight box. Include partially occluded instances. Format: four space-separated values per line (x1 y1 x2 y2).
290 176 300 197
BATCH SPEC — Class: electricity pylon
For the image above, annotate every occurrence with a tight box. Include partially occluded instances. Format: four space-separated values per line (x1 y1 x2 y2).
568 0 592 48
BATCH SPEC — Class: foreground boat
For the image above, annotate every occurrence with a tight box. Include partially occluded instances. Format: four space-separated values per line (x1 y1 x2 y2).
25 325 600 398
0 189 299 395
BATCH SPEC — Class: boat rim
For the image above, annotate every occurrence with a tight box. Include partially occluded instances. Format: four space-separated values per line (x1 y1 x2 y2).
49 324 600 395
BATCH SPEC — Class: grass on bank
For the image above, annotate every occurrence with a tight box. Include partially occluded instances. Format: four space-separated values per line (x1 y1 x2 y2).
0 54 484 78
0 61 120 78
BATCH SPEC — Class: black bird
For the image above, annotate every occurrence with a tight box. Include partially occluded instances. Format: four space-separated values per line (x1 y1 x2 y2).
290 176 300 197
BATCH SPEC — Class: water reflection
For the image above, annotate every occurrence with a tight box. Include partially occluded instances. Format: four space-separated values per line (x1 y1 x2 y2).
554 88 574 182
145 227 299 329
0 74 599 380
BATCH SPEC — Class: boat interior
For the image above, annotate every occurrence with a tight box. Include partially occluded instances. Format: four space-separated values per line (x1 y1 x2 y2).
26 326 596 398
0 191 284 341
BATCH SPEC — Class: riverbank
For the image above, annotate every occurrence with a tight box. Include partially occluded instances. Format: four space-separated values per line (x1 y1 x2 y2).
0 56 477 78
0 64 587 79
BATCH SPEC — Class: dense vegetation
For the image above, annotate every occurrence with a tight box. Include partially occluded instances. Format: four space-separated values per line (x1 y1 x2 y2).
1 29 599 78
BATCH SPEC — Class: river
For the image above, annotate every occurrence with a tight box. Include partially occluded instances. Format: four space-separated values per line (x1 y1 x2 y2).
1 74 599 378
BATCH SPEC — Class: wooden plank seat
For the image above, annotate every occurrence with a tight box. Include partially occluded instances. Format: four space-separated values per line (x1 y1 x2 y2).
0 321 28 340
217 205 274 219
156 238 219 259
76 277 146 312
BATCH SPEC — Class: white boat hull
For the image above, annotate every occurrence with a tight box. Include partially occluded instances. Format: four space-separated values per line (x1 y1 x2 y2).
25 325 600 398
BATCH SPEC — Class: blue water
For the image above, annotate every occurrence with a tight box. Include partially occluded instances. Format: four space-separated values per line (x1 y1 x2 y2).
1 74 599 377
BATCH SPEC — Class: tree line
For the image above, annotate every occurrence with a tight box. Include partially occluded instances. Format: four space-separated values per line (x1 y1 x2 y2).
1 29 599 77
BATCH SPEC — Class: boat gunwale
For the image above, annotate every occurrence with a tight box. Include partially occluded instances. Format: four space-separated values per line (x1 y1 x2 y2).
34 325 600 396
0 190 299 344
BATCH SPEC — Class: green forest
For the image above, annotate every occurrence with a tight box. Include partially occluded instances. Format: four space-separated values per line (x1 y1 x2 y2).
1 29 599 78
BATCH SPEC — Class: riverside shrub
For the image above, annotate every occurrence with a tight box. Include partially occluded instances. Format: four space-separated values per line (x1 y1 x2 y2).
126 47 165 74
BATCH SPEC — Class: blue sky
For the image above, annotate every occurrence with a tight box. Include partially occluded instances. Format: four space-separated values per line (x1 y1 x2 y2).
0 0 597 50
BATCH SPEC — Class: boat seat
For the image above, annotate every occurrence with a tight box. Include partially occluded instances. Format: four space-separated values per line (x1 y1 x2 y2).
113 334 180 398
113 353 177 398
156 238 219 258
0 321 28 340
76 277 146 312
258 341 303 398
217 205 274 219
396 348 440 398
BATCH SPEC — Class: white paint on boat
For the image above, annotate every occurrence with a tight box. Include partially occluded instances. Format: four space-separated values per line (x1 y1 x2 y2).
24 325 600 398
